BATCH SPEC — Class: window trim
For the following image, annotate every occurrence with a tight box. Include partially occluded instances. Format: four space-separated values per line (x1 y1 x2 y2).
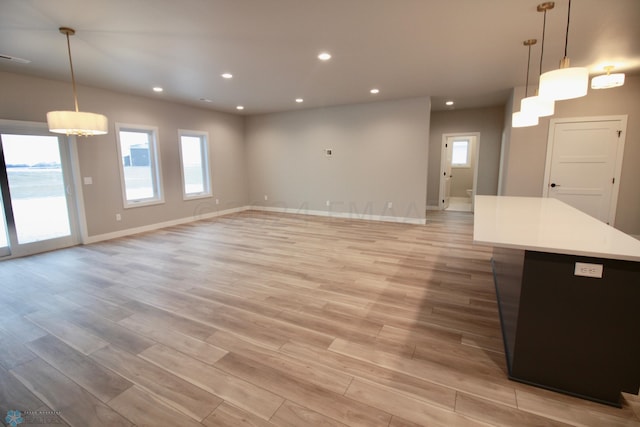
178 129 212 201
115 122 165 209
451 139 472 168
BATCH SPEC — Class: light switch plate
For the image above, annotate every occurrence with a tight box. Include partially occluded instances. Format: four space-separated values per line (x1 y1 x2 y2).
574 262 603 278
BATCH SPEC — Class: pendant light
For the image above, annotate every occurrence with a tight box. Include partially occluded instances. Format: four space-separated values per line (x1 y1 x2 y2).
521 2 555 117
47 27 108 137
591 65 625 89
513 39 539 128
538 0 588 101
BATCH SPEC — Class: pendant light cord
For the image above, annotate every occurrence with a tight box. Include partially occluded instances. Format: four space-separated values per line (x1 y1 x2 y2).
540 8 547 76
525 43 532 97
64 31 80 112
564 0 571 58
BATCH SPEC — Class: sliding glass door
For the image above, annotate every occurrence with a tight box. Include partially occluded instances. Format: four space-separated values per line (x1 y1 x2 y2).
0 121 79 259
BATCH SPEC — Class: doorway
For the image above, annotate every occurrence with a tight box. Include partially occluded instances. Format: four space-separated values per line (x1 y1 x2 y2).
0 121 80 259
543 116 627 225
439 133 480 212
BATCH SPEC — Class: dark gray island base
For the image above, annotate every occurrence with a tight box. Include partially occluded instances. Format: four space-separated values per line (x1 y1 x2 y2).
492 247 640 407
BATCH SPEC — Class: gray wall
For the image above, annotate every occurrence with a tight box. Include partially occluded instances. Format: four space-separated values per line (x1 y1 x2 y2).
246 97 431 221
0 71 248 237
427 107 504 207
503 73 640 235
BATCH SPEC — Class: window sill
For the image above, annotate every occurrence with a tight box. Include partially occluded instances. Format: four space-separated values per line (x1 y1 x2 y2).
123 198 165 209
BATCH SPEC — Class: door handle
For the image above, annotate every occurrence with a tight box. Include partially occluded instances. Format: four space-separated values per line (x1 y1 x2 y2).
550 183 560 188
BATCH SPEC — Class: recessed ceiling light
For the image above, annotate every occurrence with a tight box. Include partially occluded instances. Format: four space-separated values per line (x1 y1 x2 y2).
295 98 304 103
318 52 331 61
222 73 233 79
153 87 163 92
199 98 213 103
445 100 454 106
370 88 380 94
236 106 244 110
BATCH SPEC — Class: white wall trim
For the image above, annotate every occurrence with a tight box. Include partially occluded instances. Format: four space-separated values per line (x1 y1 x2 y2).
84 206 249 244
426 205 441 211
250 205 426 225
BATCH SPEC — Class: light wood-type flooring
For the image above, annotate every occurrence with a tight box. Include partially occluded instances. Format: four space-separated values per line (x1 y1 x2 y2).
1 210 639 427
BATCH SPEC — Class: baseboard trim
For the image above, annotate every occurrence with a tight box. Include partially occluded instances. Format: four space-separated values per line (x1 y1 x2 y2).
84 206 249 244
426 204 441 211
249 205 426 225
84 203 427 244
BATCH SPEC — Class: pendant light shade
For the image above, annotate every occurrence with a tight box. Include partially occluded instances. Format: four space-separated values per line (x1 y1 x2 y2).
47 27 108 137
539 58 588 100
537 0 588 101
521 95 555 117
47 111 108 136
512 111 539 128
591 66 625 89
512 39 539 128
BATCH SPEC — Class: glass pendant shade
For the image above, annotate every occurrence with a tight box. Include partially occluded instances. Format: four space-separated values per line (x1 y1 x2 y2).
591 72 625 89
512 111 539 128
47 111 109 136
521 95 555 117
538 58 588 101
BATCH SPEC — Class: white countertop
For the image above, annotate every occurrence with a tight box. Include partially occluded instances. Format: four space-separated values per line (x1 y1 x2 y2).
473 196 640 262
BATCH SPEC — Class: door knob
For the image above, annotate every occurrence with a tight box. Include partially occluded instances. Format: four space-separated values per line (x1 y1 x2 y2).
550 183 560 188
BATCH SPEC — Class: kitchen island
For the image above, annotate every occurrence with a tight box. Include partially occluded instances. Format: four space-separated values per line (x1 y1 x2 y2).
473 196 640 407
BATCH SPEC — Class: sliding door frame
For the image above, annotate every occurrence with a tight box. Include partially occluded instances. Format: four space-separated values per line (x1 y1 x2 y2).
0 119 86 259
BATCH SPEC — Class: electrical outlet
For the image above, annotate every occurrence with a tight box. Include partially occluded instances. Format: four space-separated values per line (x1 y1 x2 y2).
574 262 603 278
264 195 268 201
387 202 393 209
215 198 219 205
116 214 122 221
83 177 93 185
326 200 330 207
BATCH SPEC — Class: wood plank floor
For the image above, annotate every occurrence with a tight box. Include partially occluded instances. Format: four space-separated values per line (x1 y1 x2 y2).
1 210 639 427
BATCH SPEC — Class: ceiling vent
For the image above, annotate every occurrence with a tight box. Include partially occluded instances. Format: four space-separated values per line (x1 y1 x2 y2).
0 54 31 64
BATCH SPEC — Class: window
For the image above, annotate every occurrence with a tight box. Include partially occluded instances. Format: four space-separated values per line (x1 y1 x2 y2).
451 139 471 167
178 130 211 199
116 123 164 207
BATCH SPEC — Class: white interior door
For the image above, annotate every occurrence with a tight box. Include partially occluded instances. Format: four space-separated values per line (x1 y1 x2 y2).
543 117 626 225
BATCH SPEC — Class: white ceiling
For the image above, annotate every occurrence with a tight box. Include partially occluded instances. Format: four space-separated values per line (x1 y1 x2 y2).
1 0 639 114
